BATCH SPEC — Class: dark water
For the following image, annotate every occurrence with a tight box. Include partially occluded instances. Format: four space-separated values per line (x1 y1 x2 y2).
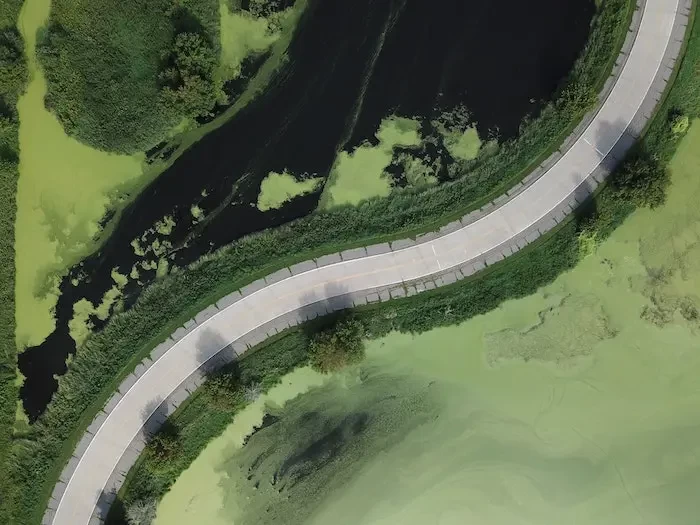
19 0 594 420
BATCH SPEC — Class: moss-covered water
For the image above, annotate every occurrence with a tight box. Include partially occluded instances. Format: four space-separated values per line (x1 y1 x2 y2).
15 0 145 349
152 123 700 524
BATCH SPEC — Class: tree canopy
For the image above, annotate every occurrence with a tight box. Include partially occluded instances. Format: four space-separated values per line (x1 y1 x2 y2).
309 318 366 373
160 31 224 119
612 154 670 209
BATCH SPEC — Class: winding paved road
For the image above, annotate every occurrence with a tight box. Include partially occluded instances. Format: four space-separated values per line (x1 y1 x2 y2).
45 0 689 523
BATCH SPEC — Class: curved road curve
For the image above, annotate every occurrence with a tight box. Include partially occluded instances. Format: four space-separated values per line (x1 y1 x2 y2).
47 0 687 523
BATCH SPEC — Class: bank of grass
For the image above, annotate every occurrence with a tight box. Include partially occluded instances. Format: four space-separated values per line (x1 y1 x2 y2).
0 1 26 524
0 0 654 522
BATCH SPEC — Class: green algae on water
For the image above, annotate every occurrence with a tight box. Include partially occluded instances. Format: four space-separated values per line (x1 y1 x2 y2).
220 1 280 80
321 116 422 208
15 0 144 349
153 367 329 525
257 171 322 211
154 123 700 525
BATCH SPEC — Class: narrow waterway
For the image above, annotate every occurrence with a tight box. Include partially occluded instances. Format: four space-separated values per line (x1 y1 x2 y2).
154 123 700 524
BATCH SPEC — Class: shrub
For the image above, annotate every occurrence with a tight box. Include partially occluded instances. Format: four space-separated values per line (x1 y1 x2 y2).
671 114 690 134
125 498 157 525
309 318 366 373
204 370 244 410
146 422 180 466
611 154 670 209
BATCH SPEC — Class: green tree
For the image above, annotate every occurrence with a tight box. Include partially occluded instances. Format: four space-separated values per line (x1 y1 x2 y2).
160 31 222 118
309 318 366 373
205 370 244 410
612 154 669 209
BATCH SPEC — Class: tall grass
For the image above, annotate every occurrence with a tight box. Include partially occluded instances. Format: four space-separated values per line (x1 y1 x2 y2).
0 1 26 524
1 0 651 523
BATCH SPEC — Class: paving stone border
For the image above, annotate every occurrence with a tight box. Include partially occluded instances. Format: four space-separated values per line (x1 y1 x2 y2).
43 1 692 523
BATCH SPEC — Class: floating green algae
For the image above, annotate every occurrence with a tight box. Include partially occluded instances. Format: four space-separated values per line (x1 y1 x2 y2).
15 0 144 349
154 123 700 525
321 116 422 208
257 171 322 211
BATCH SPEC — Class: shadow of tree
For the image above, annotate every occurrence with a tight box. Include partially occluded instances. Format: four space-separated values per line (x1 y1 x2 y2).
298 281 354 339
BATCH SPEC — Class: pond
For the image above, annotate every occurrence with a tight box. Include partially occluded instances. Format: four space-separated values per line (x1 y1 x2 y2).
19 0 595 419
152 123 700 525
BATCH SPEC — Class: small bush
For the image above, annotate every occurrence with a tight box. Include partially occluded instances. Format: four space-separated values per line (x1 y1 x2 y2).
309 318 366 373
611 153 670 209
204 370 244 410
125 498 157 525
146 422 180 466
671 114 690 135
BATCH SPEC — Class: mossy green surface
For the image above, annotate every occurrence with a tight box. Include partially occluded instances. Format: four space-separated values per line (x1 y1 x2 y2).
257 171 321 211
15 0 145 349
321 116 422 208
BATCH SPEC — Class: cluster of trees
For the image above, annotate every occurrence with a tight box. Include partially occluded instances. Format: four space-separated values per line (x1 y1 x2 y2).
308 317 366 373
159 31 225 120
37 0 221 153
